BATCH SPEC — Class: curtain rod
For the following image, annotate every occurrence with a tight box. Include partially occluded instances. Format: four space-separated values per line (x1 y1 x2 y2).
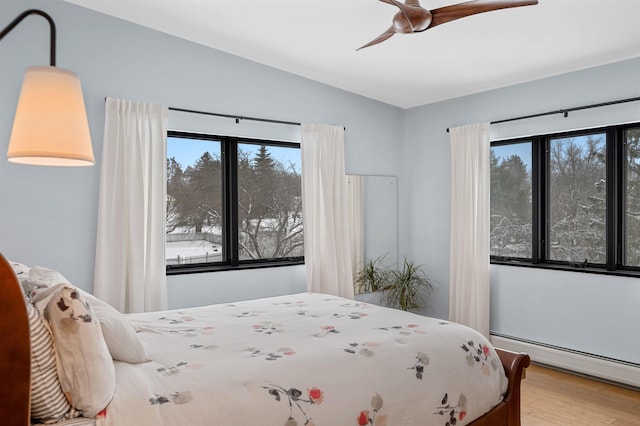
169 106 302 127
445 96 640 133
104 99 347 130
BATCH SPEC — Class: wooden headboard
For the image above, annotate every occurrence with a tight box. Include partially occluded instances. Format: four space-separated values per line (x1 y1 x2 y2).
0 253 31 426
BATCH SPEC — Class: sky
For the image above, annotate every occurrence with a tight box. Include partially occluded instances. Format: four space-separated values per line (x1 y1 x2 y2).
492 141 532 173
167 137 218 169
492 133 607 176
167 136 301 172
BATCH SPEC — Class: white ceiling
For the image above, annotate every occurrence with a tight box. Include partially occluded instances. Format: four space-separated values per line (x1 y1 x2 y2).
64 0 640 109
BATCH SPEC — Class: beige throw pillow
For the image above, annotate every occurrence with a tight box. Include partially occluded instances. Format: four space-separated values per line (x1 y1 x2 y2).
42 285 116 417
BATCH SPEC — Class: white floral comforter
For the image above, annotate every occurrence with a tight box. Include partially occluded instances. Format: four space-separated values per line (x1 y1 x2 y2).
97 293 508 426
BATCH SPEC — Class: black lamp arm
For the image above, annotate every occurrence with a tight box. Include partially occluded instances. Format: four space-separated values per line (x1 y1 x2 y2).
0 9 56 66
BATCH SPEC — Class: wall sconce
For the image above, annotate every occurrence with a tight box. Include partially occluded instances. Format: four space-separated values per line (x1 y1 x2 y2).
1 9 94 166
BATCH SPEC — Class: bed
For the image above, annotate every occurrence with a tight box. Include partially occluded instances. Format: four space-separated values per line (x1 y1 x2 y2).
0 253 529 426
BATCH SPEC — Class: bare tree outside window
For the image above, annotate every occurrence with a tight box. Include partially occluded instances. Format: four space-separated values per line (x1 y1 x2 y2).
548 134 606 264
624 127 640 266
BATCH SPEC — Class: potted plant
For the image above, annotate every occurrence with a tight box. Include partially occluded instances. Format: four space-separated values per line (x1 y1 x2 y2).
384 256 435 312
353 254 393 294
354 255 435 312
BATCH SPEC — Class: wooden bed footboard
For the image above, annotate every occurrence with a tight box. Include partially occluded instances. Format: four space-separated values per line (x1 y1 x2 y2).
468 348 531 426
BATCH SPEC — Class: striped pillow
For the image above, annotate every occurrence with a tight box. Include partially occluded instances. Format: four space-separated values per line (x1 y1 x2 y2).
27 302 72 423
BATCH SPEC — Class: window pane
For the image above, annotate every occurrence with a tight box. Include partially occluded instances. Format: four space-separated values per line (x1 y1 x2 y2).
548 133 606 263
166 137 224 265
237 143 304 261
490 142 532 258
624 127 640 266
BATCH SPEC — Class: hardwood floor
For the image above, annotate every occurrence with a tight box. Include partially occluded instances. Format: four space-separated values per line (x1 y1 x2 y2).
521 363 640 426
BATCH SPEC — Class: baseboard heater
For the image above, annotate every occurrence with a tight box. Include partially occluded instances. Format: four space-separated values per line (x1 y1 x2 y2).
490 333 640 390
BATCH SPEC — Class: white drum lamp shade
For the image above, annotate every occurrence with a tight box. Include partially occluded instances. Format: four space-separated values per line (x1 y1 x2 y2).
7 66 94 166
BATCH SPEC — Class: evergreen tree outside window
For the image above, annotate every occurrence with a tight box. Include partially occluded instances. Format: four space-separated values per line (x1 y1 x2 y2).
490 142 532 258
237 143 304 261
166 138 224 264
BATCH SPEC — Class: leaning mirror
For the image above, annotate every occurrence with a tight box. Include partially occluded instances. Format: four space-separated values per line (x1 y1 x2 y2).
346 174 398 292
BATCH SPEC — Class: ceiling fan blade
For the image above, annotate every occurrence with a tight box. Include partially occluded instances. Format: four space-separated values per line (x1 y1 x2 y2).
357 26 396 50
379 0 422 5
429 0 538 29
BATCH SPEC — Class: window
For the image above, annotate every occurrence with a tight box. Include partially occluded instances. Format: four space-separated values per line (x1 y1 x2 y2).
166 131 304 273
548 132 607 263
490 122 640 275
624 126 640 266
490 141 532 258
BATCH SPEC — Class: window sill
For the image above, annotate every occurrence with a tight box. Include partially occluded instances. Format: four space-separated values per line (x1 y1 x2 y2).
166 259 305 276
490 259 640 278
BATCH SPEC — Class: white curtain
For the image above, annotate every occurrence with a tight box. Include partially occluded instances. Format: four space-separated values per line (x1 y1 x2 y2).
301 123 354 299
449 122 491 338
94 98 168 313
346 174 365 279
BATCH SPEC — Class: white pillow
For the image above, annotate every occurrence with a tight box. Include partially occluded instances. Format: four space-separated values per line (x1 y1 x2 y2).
80 290 150 364
20 265 67 302
28 266 70 287
9 260 30 277
41 284 115 417
28 266 149 363
8 261 44 302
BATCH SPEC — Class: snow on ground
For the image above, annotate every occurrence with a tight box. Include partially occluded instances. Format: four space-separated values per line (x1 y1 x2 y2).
166 240 222 264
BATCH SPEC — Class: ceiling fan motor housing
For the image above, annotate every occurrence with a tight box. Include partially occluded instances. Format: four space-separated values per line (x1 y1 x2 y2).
393 7 432 33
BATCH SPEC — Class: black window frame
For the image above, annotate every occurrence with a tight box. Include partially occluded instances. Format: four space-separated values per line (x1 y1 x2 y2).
166 130 305 275
490 121 640 277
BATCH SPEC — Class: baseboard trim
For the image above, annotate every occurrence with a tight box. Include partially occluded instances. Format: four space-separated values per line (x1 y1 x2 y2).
490 334 640 389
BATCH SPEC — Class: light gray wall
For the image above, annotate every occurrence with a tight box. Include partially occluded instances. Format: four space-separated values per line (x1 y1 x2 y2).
0 0 403 306
363 175 398 268
401 57 640 364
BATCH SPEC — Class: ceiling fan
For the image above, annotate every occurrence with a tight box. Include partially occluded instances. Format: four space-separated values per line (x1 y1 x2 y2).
358 0 539 50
